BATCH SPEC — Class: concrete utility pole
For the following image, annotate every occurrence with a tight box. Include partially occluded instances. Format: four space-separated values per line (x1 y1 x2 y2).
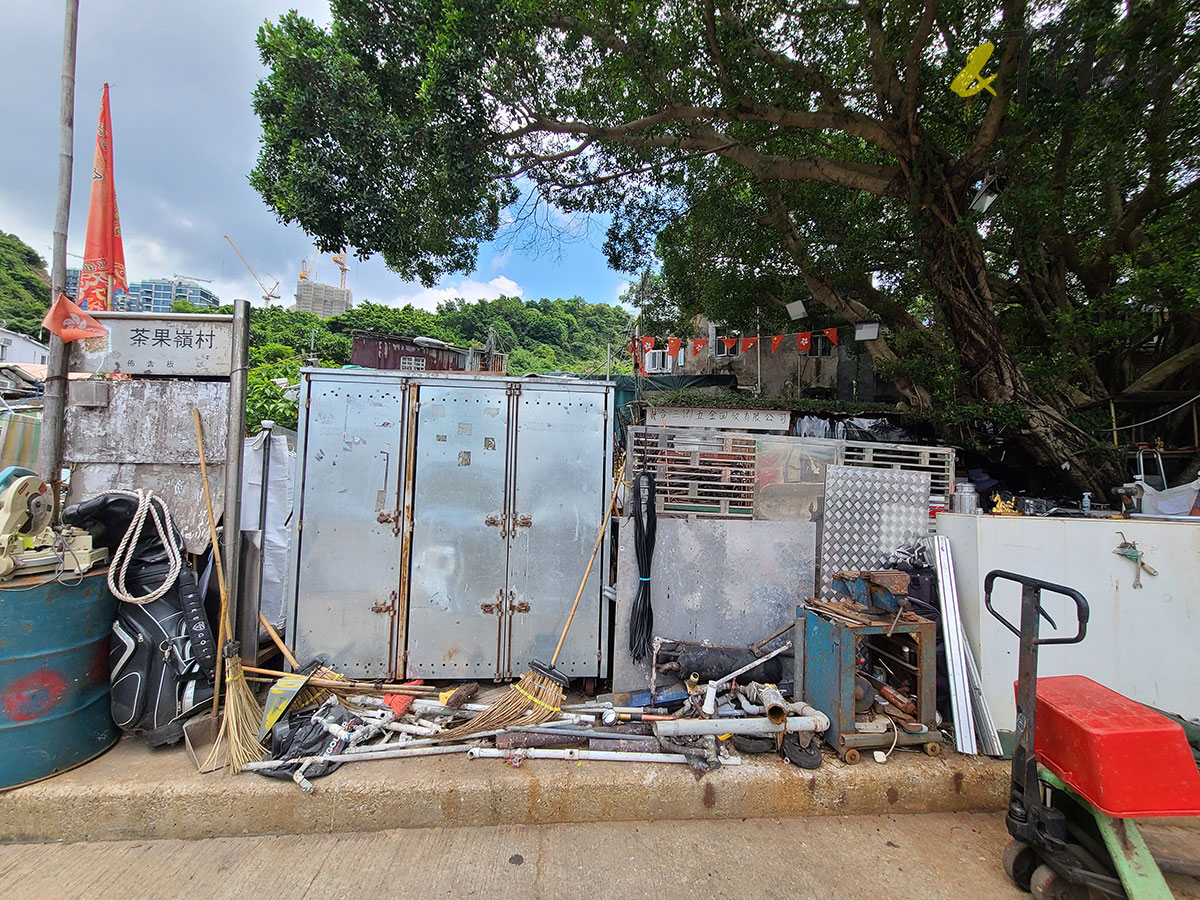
39 0 80 487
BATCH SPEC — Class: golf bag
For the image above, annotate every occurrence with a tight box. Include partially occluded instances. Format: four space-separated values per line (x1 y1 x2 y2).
63 493 217 747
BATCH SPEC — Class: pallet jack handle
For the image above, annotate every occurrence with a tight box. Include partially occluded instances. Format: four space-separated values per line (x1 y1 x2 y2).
984 570 1091 847
984 570 1090 646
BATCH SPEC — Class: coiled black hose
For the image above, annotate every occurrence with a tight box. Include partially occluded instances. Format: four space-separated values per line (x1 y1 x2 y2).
628 471 657 660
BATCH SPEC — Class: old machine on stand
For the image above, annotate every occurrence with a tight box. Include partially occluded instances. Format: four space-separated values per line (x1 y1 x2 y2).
0 466 106 580
799 569 943 763
986 570 1200 899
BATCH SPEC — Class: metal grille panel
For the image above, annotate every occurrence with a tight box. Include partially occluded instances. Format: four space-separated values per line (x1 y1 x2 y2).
820 465 931 599
629 426 756 518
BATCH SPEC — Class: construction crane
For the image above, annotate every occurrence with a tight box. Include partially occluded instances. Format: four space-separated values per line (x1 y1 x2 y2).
224 234 280 307
298 249 319 281
331 248 349 289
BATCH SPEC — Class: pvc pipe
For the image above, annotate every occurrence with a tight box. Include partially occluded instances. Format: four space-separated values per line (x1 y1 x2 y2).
702 641 793 715
467 747 742 765
653 715 825 737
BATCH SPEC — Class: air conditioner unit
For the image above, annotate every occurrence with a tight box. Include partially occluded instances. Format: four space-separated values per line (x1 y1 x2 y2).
643 349 669 373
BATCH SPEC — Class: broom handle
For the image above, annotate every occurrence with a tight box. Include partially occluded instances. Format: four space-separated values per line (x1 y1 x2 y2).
551 460 626 665
193 408 230 718
258 612 302 670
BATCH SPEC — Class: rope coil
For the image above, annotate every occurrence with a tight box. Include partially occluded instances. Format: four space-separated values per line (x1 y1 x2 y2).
105 489 183 605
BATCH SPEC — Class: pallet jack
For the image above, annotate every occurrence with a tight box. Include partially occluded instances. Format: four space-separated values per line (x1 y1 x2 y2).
985 570 1200 899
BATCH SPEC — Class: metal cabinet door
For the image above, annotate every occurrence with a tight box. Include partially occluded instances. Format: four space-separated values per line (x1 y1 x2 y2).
291 378 405 678
505 387 609 679
405 384 511 678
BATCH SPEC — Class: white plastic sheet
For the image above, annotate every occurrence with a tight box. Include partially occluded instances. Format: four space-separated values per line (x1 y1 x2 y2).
241 431 294 632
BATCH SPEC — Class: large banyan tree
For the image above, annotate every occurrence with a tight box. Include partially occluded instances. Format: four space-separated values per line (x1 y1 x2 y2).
251 0 1199 492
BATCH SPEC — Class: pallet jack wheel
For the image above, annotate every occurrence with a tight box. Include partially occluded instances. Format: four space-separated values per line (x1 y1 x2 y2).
842 748 861 765
1002 840 1038 892
1029 864 1088 900
923 741 941 757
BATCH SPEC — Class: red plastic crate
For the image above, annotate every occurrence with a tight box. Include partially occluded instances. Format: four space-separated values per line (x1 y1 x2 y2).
1028 675 1200 818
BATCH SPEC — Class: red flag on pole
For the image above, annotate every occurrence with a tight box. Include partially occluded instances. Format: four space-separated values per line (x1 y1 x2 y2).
770 335 785 354
641 337 656 353
740 336 759 353
667 337 681 357
720 337 738 353
42 293 108 342
691 339 708 357
823 327 839 347
797 332 812 351
79 84 127 311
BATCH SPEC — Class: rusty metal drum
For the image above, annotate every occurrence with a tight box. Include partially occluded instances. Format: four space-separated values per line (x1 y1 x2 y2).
0 569 117 790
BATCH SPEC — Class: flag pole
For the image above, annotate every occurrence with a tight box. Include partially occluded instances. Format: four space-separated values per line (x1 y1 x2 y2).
39 0 81 490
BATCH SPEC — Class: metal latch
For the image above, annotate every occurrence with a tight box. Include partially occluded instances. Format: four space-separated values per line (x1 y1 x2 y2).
512 514 532 530
510 600 530 613
371 591 397 614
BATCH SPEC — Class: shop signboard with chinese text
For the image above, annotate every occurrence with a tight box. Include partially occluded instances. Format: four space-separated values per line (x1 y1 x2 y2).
650 406 790 432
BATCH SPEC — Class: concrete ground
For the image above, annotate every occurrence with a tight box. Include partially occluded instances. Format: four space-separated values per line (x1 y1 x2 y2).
7 813 1198 900
0 813 1028 900
0 735 1010 842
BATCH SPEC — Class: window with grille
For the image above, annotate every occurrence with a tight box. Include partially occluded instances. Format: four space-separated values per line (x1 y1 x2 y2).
400 356 426 371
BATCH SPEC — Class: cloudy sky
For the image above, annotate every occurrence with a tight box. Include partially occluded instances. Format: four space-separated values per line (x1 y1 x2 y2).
0 2 631 311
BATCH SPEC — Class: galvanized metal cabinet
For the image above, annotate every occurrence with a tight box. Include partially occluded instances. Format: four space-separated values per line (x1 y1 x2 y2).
287 371 612 681
406 382 512 679
289 377 408 678
504 387 609 680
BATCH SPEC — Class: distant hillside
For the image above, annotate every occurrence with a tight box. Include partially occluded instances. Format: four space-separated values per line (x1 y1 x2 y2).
0 232 51 338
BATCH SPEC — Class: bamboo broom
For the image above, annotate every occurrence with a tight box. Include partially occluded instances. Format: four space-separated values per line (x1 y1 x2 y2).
194 409 265 774
440 460 626 738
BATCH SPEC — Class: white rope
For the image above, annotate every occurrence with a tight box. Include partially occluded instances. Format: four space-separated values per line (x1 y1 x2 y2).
105 489 183 605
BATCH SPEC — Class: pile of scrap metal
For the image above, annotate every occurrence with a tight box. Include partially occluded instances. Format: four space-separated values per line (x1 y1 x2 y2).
240 628 832 791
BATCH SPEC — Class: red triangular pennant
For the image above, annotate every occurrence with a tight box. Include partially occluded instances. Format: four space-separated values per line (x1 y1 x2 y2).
797 332 812 351
691 339 708 357
823 327 839 347
641 337 656 353
770 335 785 354
740 336 759 353
42 293 108 342
720 337 738 353
667 337 681 356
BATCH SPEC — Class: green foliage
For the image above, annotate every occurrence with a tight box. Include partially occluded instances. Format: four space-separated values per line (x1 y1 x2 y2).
0 232 51 338
175 292 631 426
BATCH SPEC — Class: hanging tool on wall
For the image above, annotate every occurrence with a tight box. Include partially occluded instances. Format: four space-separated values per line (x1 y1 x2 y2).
1114 533 1157 589
628 471 657 661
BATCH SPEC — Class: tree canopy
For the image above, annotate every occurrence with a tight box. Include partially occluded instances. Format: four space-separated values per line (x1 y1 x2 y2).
252 0 1199 491
0 231 51 338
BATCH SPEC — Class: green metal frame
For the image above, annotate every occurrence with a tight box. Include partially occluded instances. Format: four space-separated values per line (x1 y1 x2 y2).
1040 768 1173 900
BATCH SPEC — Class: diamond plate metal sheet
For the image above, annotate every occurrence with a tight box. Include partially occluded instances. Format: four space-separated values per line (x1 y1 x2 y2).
820 465 931 599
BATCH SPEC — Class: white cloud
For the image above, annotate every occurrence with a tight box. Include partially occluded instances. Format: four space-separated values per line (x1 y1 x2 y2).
389 275 524 312
488 249 511 271
612 280 634 311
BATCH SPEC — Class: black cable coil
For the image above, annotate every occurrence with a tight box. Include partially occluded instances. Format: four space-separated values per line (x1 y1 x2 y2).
628 471 657 661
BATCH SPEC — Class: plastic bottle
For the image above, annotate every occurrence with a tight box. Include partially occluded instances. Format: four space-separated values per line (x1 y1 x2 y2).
1082 491 1092 513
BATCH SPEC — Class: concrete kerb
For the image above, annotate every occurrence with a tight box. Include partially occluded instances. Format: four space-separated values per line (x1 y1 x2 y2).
0 736 1010 844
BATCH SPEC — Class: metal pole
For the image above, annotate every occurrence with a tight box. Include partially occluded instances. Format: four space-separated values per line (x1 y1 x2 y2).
39 0 80 487
606 342 610 381
225 299 250 661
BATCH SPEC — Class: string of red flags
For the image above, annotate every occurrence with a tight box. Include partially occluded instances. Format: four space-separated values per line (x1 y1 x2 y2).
631 325 860 361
